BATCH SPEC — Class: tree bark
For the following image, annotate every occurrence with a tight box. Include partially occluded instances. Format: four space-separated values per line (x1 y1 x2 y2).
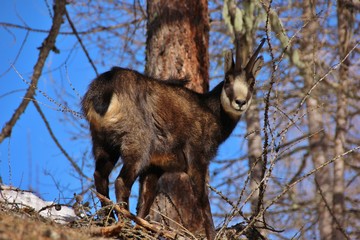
145 0 209 93
145 0 209 235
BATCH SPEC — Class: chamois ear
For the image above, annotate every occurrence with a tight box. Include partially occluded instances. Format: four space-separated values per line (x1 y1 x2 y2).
224 50 234 74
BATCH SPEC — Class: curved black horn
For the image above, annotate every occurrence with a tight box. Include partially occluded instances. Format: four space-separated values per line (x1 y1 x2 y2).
234 33 242 72
245 38 266 72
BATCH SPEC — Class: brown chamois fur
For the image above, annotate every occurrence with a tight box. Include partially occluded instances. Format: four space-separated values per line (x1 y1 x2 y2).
82 39 265 240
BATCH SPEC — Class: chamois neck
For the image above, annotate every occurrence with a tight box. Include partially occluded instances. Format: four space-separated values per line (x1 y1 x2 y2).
204 81 241 142
203 81 223 113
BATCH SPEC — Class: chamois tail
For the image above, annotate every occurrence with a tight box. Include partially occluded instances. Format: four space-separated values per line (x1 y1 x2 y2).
82 69 118 117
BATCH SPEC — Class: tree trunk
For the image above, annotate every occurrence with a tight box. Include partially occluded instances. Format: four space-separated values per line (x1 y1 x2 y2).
145 0 209 93
332 1 354 239
245 95 263 212
145 0 209 235
301 1 332 239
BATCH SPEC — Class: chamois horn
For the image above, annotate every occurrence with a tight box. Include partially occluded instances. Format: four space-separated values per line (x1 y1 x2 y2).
245 38 266 75
234 33 243 72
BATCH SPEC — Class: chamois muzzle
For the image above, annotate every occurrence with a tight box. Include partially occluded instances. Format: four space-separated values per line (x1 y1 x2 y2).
235 99 247 110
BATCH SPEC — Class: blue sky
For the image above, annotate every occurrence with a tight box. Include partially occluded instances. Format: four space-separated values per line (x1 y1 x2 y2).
0 1 98 201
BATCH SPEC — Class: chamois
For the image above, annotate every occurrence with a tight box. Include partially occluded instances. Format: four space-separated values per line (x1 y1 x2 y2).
82 39 265 240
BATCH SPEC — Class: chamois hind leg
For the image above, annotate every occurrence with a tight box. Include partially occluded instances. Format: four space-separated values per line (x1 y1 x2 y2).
114 147 151 214
137 167 163 219
114 163 140 211
92 135 120 219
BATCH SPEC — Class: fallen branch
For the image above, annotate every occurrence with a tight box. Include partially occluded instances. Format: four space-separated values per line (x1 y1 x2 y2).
91 220 127 237
92 191 178 239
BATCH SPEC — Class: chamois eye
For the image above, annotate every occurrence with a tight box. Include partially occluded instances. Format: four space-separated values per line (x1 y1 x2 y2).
224 76 233 86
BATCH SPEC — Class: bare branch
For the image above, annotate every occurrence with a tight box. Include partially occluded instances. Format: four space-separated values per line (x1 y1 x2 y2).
0 0 67 143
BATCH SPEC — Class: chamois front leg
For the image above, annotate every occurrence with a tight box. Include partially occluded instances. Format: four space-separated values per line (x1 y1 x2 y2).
188 165 215 240
137 167 163 219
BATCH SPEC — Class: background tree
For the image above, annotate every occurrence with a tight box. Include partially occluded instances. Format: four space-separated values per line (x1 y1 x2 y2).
333 0 355 239
222 0 265 237
301 1 333 238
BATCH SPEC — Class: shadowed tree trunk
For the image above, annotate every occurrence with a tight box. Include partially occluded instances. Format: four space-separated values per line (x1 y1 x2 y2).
145 0 210 235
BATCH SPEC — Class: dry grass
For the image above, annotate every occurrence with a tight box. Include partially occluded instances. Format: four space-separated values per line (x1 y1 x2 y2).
0 191 253 240
0 200 190 240
0 205 105 240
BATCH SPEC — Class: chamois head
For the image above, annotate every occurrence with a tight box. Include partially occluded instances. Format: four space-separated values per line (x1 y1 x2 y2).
221 39 265 118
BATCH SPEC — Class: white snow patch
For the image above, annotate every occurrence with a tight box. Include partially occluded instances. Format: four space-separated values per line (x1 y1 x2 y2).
0 185 78 224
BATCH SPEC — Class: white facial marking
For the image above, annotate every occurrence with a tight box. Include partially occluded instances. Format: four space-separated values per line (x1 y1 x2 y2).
232 75 249 111
221 73 252 118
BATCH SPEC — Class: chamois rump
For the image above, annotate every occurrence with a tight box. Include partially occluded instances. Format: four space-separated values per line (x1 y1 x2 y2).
82 39 265 239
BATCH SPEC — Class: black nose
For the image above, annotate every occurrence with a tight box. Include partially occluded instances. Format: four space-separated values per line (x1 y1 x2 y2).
235 99 246 107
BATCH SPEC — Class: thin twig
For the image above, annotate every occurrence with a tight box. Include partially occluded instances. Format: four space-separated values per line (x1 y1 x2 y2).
315 180 350 240
149 208 198 239
64 8 98 76
11 65 83 119
0 20 142 35
32 100 90 181
255 0 274 226
298 41 359 109
0 30 30 78
237 146 360 237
